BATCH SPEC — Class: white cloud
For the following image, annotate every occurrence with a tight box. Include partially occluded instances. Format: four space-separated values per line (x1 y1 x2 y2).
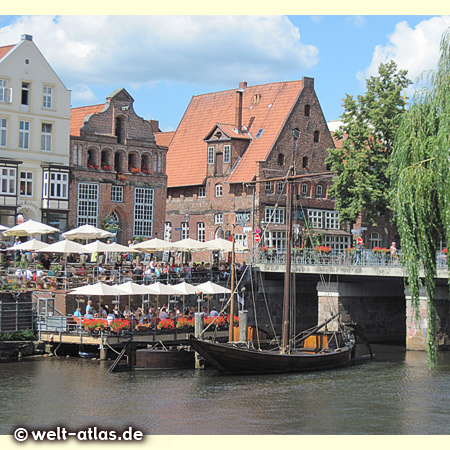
358 16 450 86
345 15 366 29
0 15 318 89
70 85 98 104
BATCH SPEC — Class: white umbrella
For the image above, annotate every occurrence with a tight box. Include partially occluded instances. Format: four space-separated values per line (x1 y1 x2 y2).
170 238 210 251
146 282 179 295
107 242 138 253
62 224 115 241
131 238 176 252
196 281 231 295
116 281 152 296
0 224 9 232
171 281 198 295
3 219 59 237
70 282 126 297
205 238 248 252
83 240 112 253
6 238 48 251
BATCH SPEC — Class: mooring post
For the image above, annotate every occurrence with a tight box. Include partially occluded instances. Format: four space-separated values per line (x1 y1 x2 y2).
194 312 205 369
99 331 107 360
239 310 248 343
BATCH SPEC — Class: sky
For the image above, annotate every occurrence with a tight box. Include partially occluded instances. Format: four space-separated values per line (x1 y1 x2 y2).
1 15 450 132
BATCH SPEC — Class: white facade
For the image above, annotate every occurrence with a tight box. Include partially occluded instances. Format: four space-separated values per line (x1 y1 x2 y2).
0 34 70 233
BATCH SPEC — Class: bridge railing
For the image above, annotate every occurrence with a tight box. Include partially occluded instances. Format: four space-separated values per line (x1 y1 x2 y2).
256 248 449 269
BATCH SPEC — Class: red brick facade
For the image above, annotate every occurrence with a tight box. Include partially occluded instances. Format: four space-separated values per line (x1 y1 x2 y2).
69 89 167 244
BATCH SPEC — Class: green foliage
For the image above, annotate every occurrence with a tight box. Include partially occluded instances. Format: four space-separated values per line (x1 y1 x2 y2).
101 214 122 234
390 28 450 367
0 329 35 341
327 61 411 224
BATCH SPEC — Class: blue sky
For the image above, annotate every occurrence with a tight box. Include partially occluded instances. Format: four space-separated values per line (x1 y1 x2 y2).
1 15 449 131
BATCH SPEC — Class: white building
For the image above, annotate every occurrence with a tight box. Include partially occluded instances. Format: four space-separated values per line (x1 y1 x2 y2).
0 34 70 237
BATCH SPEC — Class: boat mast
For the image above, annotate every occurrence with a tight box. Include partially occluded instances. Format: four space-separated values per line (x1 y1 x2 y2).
229 225 235 342
282 129 300 352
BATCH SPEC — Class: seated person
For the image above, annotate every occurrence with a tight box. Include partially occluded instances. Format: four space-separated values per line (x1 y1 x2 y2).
73 307 82 318
76 264 87 276
41 254 51 270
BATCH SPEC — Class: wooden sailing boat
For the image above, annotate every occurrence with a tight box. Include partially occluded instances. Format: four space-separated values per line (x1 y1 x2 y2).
190 131 356 375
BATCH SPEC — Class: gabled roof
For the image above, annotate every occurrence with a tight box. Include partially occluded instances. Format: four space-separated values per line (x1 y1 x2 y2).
166 80 303 188
70 104 105 137
0 45 15 61
154 131 175 148
204 123 251 141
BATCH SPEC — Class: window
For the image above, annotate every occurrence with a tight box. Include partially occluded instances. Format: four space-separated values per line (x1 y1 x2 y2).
164 222 172 241
115 117 124 144
302 156 308 168
20 171 33 197
111 185 123 203
198 186 206 198
370 232 383 249
307 209 323 228
224 145 230 163
255 128 264 138
277 153 285 166
21 83 30 106
43 86 52 109
314 130 320 143
235 233 248 248
197 222 205 242
265 181 272 193
316 184 323 198
41 123 52 151
277 181 284 194
214 213 223 224
324 235 350 252
208 147 214 164
133 187 154 237
0 79 11 103
304 104 310 117
0 118 6 147
264 230 286 252
0 167 16 195
181 222 189 239
325 211 340 229
301 183 309 197
19 121 30 149
265 207 285 224
44 172 69 199
215 184 223 197
77 183 99 226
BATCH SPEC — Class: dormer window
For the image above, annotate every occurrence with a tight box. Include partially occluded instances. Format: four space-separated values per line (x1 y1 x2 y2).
253 94 261 104
316 184 323 198
301 183 309 197
208 147 214 164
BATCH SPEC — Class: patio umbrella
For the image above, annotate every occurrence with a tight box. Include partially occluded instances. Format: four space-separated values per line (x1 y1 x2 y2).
37 240 94 291
170 238 210 252
107 242 136 253
3 219 59 237
172 281 198 314
82 240 113 281
62 224 115 241
0 224 9 232
131 238 176 252
116 281 153 312
196 281 231 295
205 238 248 252
147 282 178 311
6 238 48 251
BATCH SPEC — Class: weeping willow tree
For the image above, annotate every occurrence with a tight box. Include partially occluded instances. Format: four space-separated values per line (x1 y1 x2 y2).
390 28 450 366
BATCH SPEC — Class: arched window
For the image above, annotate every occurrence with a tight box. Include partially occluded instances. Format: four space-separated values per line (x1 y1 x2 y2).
370 232 382 249
128 152 138 172
114 152 123 173
277 153 285 166
101 149 112 169
87 148 98 168
115 117 125 144
314 130 320 143
141 154 151 174
316 184 323 198
301 183 309 197
304 104 310 117
302 156 308 169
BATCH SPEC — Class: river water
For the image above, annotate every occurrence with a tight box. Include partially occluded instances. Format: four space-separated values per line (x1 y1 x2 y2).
1 344 450 435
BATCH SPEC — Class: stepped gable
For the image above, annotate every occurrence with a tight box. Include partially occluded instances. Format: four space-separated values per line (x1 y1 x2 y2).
70 104 105 137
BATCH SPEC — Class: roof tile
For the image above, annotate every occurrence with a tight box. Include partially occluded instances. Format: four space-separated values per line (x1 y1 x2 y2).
70 104 105 136
0 45 15 61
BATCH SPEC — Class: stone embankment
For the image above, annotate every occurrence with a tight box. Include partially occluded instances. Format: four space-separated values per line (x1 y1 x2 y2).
0 341 45 361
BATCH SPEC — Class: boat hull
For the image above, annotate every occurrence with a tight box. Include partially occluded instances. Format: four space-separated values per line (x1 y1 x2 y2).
189 335 354 375
134 348 194 370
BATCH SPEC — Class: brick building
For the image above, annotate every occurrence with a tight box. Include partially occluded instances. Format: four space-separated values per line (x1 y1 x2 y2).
160 77 351 256
69 88 167 243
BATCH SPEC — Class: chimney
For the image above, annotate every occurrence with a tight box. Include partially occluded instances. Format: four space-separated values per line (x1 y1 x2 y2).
235 82 246 133
21 34 33 41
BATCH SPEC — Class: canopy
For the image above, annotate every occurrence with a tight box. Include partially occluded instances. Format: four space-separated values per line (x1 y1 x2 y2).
205 238 248 252
69 282 126 297
3 219 59 237
196 281 231 295
170 238 210 251
131 238 176 252
107 242 137 253
0 224 9 232
116 281 152 296
83 240 112 253
6 239 48 251
62 225 115 241
146 282 179 296
37 239 92 254
171 281 198 295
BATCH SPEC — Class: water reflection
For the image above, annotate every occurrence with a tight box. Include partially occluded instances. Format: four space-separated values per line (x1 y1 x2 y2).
1 345 450 434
